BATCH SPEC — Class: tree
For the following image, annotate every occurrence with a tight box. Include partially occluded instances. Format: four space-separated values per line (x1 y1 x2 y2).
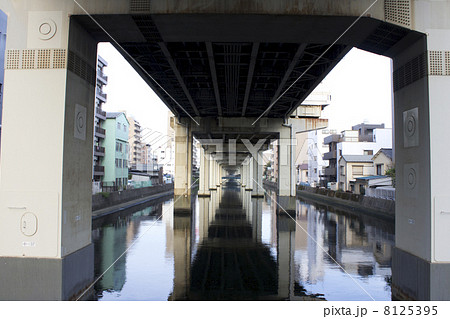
385 167 395 187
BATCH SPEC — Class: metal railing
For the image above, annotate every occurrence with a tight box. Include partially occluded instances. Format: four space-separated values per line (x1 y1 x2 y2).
94 146 105 155
95 127 106 136
94 165 105 173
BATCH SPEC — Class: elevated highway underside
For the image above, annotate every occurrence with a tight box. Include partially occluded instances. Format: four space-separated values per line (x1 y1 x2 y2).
75 13 418 119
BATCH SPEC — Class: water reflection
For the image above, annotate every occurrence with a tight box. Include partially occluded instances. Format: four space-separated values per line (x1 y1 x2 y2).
92 182 394 301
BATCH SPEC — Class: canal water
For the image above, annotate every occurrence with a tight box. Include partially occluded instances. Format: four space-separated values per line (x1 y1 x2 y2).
92 180 394 301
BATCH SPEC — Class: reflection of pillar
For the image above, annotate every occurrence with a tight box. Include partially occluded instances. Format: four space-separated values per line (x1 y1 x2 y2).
252 153 264 197
172 215 192 300
392 29 450 300
198 197 210 242
245 158 253 191
198 148 210 197
252 198 263 242
0 12 94 300
277 215 296 300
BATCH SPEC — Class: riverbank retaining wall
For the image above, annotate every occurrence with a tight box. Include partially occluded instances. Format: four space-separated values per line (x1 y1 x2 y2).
92 183 174 211
296 185 395 220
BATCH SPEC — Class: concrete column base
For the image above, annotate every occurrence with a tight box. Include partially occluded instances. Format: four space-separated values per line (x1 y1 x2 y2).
392 247 450 300
174 195 193 215
277 196 296 216
0 244 94 300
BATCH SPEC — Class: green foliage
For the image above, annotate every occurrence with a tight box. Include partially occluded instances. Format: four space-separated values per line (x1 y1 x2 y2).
100 192 110 199
385 167 395 187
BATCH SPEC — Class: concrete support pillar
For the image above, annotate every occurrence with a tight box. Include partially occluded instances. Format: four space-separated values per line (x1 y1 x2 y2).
198 147 210 197
241 163 247 188
174 121 193 196
278 125 296 197
216 163 222 188
173 120 193 214
0 13 96 300
252 153 264 198
392 28 450 300
209 157 217 191
245 158 253 191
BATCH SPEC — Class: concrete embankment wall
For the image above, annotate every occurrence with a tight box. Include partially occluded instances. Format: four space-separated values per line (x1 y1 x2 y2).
92 183 174 211
296 185 395 220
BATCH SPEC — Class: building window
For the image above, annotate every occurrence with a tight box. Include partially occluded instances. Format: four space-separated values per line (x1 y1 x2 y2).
115 159 119 168
123 124 126 132
117 122 121 130
116 142 119 152
364 150 373 155
352 165 364 175
377 164 383 175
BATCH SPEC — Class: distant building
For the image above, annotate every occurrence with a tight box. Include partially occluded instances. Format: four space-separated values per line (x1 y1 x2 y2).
354 176 393 195
93 55 108 181
291 87 331 186
0 10 7 143
352 123 385 142
307 128 337 187
102 112 129 190
126 115 143 169
323 123 392 187
160 112 176 177
338 155 374 192
372 148 393 176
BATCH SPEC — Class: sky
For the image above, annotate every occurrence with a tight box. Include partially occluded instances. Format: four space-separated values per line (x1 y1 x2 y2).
98 43 393 138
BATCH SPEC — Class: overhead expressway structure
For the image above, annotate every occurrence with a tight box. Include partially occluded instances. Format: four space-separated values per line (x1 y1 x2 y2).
1 0 450 300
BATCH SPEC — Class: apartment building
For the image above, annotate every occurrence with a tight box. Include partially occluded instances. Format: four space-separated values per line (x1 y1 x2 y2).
93 55 108 181
126 115 143 169
102 112 129 190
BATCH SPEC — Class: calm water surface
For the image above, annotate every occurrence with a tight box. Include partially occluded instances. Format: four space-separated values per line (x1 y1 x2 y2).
92 181 394 301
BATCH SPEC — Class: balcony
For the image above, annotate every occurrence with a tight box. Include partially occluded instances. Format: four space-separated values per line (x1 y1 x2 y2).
97 72 108 85
94 146 105 157
323 167 337 176
323 150 337 160
93 165 105 176
95 107 106 120
96 88 107 102
324 134 341 145
95 126 106 139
